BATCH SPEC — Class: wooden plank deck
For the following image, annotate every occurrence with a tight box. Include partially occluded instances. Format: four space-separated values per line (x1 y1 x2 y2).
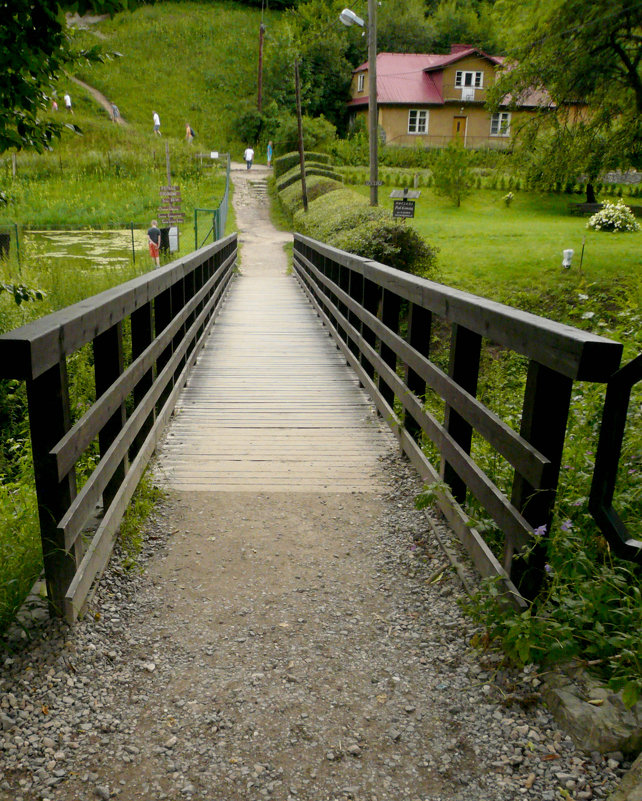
154 273 394 492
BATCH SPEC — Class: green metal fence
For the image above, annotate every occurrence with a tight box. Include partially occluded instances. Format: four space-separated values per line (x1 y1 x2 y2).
194 153 231 249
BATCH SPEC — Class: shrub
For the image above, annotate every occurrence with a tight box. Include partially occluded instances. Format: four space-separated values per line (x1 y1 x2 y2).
279 175 343 215
432 142 473 207
274 150 331 179
276 162 339 191
233 109 265 145
587 200 640 232
330 218 439 278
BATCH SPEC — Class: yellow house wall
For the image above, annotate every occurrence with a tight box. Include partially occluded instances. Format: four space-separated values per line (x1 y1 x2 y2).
349 56 542 148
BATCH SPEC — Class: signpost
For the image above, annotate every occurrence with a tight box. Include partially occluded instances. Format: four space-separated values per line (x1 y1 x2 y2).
158 144 183 251
390 188 421 220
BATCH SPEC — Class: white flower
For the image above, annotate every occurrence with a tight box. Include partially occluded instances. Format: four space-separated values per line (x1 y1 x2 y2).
581 311 595 319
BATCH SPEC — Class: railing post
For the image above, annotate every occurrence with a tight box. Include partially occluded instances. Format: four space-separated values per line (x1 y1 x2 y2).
441 324 481 504
337 264 349 346
347 269 363 363
26 362 79 617
509 361 573 597
405 303 432 441
93 322 128 510
154 287 173 413
380 289 401 408
362 278 380 380
130 302 155 458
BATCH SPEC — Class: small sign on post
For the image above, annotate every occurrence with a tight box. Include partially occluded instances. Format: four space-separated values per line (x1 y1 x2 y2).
390 188 420 219
393 199 416 219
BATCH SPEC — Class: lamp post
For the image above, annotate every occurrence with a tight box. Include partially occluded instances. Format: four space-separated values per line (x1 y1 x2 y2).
341 1 378 206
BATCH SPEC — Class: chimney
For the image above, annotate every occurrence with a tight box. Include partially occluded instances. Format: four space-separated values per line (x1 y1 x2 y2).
450 44 470 54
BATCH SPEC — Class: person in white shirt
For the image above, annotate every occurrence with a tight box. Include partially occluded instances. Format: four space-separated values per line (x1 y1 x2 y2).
243 146 254 170
64 93 72 114
153 111 161 135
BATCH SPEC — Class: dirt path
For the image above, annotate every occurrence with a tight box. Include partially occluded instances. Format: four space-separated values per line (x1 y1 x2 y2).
0 169 626 801
69 76 128 125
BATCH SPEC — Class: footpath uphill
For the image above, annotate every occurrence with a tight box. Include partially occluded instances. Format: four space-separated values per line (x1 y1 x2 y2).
0 165 628 801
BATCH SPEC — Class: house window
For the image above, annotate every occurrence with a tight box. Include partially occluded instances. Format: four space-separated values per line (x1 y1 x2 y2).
490 112 511 136
408 109 428 134
455 70 483 88
357 73 364 92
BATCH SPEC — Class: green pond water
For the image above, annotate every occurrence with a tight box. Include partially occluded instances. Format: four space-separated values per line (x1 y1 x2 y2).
24 229 144 271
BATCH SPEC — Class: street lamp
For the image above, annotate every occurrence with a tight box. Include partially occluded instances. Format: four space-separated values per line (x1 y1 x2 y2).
341 2 378 206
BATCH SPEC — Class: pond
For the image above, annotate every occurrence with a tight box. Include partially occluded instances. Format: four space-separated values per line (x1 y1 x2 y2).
23 229 144 271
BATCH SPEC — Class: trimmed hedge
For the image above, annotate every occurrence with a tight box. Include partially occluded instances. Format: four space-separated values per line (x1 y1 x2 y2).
277 165 340 192
274 150 331 179
280 176 344 215
292 186 439 279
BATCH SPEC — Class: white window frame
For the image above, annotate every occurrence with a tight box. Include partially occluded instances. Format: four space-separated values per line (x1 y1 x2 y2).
357 73 365 93
455 70 484 88
490 111 511 137
408 109 428 135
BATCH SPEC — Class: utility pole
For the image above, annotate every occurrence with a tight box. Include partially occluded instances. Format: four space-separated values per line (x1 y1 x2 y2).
367 0 378 206
258 21 266 112
294 58 308 213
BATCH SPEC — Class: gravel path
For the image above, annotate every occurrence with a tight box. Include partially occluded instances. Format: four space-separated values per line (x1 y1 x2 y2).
0 167 629 801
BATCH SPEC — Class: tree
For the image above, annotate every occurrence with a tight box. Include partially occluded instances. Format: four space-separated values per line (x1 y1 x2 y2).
0 0 127 153
432 142 473 206
489 0 642 200
425 0 500 54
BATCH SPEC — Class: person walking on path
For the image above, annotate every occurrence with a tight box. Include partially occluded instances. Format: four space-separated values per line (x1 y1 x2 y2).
266 140 273 168
185 123 195 143
153 111 161 135
243 145 254 170
111 102 120 123
148 219 161 267
64 93 72 113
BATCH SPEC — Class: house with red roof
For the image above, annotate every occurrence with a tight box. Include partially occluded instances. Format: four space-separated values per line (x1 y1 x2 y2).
348 45 551 148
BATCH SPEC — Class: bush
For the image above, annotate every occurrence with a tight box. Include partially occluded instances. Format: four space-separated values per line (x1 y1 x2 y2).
330 218 439 278
276 162 339 191
279 175 343 215
274 150 331 179
432 142 473 207
587 200 640 232
233 109 265 145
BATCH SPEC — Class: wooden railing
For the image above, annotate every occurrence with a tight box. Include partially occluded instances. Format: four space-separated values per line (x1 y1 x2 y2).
0 235 237 623
293 234 628 602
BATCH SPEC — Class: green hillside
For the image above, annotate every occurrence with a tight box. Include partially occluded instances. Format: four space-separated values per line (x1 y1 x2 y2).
66 1 283 155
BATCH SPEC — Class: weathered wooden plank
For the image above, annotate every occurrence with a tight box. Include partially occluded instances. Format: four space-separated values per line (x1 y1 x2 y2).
294 253 551 488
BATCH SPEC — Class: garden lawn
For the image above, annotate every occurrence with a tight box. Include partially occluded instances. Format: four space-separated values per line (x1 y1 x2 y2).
351 186 642 310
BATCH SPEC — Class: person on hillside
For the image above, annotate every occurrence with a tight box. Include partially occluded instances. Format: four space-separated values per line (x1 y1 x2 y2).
267 140 273 168
153 111 161 136
52 99 58 112
148 220 161 267
243 146 254 170
111 103 120 123
185 123 195 143
64 93 72 114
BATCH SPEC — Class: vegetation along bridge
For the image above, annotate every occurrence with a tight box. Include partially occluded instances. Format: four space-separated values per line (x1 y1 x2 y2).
0 231 639 624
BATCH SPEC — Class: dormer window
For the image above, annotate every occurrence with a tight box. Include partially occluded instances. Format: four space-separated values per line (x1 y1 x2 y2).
357 73 365 92
455 70 483 88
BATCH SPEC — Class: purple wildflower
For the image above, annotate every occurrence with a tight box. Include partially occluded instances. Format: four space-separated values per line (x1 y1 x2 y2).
533 524 547 537
561 520 573 531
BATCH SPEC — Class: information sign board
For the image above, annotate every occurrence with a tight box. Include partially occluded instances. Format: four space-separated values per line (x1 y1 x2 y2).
393 200 416 218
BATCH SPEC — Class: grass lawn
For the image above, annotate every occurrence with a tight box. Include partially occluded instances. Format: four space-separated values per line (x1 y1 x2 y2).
351 185 642 311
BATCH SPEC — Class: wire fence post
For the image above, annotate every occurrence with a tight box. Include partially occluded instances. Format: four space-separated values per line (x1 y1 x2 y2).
131 222 135 265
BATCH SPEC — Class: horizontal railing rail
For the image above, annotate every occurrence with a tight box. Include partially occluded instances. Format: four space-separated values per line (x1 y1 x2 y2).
292 234 628 602
0 234 237 623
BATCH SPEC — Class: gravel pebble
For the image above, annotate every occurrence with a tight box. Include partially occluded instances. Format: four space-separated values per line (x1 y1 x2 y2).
0 454 625 801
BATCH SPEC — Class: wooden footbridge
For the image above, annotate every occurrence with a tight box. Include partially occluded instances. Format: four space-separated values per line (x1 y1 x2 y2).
0 233 639 623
